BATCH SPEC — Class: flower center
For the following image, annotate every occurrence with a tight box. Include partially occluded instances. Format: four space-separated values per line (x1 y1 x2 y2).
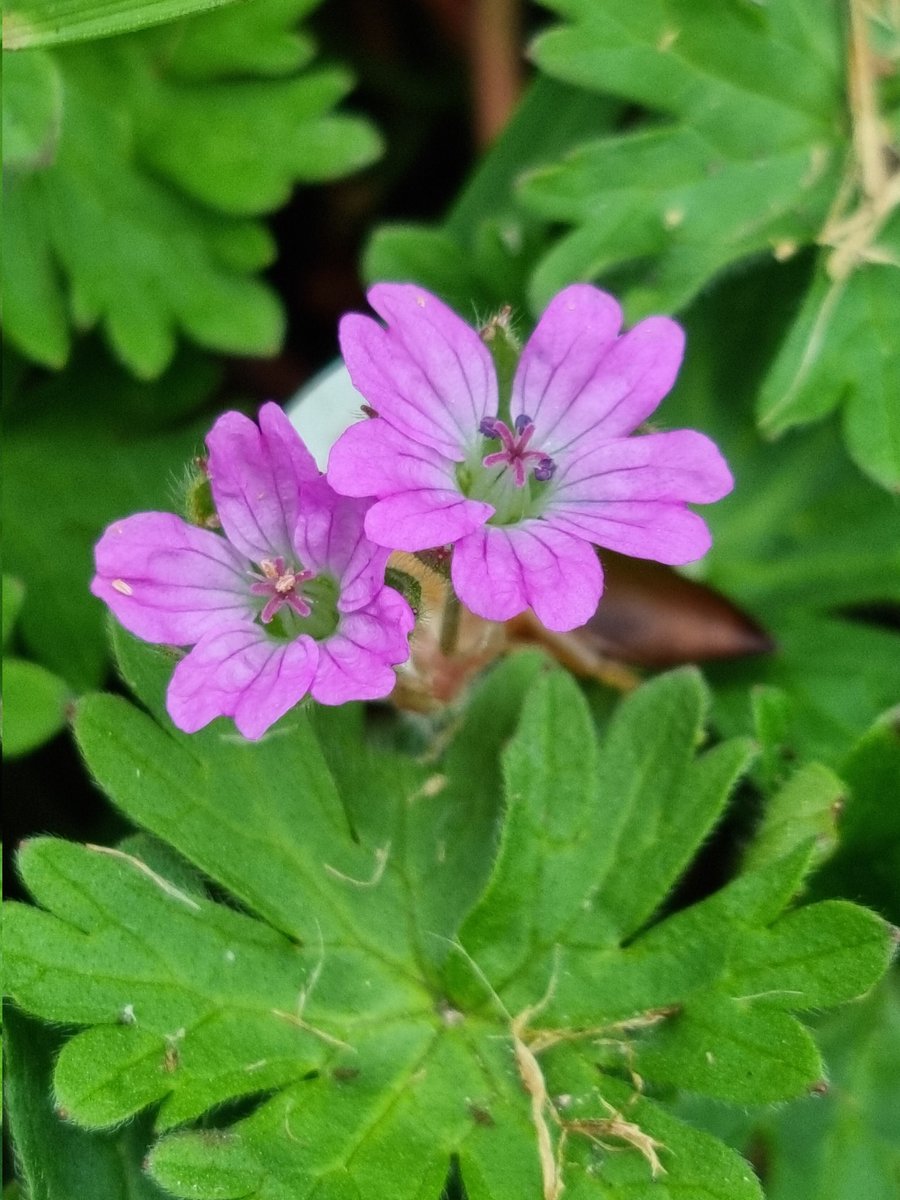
249 559 341 642
250 557 314 625
479 415 556 488
454 414 557 527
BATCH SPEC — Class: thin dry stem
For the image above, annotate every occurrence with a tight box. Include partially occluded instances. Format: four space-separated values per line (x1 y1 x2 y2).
86 844 201 911
323 843 391 888
819 0 900 279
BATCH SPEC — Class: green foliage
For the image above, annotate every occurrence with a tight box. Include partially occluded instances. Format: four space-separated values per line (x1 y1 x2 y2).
812 716 900 925
4 640 893 1198
527 0 899 488
758 214 900 491
1 0 381 376
743 761 844 875
660 265 900 765
757 975 900 1200
525 0 843 315
3 1007 168 1200
3 0 242 48
365 1 899 490
1 48 62 168
2 575 27 648
364 77 618 316
680 974 900 1200
2 658 71 758
2 575 72 757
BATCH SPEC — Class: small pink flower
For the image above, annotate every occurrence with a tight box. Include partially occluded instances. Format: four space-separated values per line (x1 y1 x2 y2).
328 284 733 631
92 404 413 740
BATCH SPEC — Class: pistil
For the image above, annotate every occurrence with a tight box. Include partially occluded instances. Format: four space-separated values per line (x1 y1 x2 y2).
479 414 556 487
250 556 314 624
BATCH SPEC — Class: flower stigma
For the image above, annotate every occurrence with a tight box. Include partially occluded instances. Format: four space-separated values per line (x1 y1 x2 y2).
250 556 314 624
478 414 556 488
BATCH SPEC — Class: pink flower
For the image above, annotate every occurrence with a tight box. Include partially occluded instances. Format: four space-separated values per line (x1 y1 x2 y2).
327 284 733 631
92 404 413 740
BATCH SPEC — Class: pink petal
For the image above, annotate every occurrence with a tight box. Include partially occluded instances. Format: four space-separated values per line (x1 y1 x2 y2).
166 624 318 740
311 587 414 705
206 403 320 564
452 521 603 632
554 430 734 504
92 512 251 645
338 284 497 459
364 490 493 553
546 501 714 565
514 288 685 452
512 283 622 433
327 416 456 498
293 479 391 612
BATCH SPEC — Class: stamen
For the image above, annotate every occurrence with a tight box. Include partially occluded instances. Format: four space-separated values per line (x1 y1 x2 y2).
533 456 557 482
250 558 314 624
478 415 556 489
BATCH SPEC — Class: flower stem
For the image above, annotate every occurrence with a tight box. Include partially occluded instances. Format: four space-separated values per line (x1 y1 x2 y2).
439 586 463 657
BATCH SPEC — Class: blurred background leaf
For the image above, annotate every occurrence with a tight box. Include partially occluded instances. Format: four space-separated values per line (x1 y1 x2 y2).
1 0 381 377
3 1006 168 1200
676 974 900 1200
364 0 899 490
2 0 243 48
2 575 72 759
758 214 900 492
666 262 900 764
525 0 844 316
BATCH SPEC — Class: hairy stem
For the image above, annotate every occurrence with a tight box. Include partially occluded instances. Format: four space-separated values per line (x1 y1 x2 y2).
439 587 463 657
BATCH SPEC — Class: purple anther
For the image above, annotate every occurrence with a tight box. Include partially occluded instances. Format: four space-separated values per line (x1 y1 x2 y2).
480 416 552 488
533 456 557 483
479 416 501 438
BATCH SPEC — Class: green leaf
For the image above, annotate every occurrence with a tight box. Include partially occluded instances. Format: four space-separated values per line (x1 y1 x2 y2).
3 0 242 49
2 657 71 757
757 217 900 492
363 76 620 316
2 0 380 376
812 715 900 925
636 992 824 1103
755 975 900 1200
660 263 900 763
3 1006 169 1200
1 48 62 169
743 762 845 875
2 575 26 648
161 0 319 79
751 684 800 793
456 669 755 1006
4 646 892 1197
709 615 900 769
313 651 547 970
1 159 71 367
524 0 843 317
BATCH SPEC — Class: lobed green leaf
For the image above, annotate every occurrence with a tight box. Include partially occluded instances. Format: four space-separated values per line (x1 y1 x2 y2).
4 647 893 1197
2 0 380 375
3 0 242 49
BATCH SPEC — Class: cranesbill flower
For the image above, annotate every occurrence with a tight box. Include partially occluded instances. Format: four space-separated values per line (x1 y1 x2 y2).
327 284 733 631
92 404 413 740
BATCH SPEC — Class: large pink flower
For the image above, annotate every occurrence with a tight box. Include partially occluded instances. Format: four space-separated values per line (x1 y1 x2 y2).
92 404 413 739
327 283 733 631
